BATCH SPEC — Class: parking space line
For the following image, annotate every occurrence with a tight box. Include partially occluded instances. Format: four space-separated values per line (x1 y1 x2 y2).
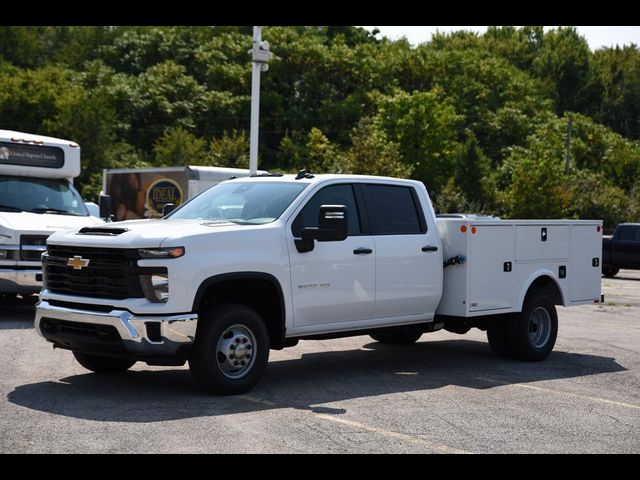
241 395 471 453
314 413 472 454
476 377 640 410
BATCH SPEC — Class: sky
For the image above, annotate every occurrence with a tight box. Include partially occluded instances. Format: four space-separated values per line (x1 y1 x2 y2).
360 26 640 50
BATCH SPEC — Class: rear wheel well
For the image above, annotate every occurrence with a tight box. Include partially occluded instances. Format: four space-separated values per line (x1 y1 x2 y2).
195 275 285 349
525 275 563 305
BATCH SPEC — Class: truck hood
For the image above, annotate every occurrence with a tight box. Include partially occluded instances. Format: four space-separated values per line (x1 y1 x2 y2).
0 211 103 240
46 218 269 249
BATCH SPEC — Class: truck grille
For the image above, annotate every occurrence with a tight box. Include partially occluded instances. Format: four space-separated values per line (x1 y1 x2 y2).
44 245 164 300
20 235 49 261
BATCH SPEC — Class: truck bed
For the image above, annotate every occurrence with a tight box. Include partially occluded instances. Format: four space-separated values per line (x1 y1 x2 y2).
435 219 602 317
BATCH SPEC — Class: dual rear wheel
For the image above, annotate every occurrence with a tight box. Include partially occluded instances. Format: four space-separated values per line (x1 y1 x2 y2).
486 293 558 361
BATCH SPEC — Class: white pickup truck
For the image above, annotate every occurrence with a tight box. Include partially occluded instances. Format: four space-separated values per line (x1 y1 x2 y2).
35 173 602 394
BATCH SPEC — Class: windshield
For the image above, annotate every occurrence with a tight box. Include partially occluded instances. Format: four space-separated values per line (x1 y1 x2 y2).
169 181 308 224
0 175 89 216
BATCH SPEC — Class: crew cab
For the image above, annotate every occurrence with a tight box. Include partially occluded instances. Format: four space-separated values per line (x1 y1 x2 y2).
602 223 640 277
35 174 603 394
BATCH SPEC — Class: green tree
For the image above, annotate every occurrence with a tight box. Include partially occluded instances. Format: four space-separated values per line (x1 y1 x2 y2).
453 134 495 208
533 27 598 115
209 130 250 169
592 45 640 139
339 117 412 178
375 88 462 193
153 126 207 167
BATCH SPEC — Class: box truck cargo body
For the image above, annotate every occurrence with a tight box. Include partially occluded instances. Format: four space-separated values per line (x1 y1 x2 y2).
103 166 266 221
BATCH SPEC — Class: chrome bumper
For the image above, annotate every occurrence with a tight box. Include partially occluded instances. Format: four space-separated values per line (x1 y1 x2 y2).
0 268 42 293
35 300 198 357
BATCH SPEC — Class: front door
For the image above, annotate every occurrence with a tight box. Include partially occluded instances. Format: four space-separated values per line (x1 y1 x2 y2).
288 184 375 328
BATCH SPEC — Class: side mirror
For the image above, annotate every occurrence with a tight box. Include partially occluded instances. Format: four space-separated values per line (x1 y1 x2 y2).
302 205 348 242
298 204 348 248
162 203 176 217
99 195 112 220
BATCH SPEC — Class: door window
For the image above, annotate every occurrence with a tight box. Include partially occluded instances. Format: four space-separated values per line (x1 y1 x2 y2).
292 184 360 237
363 184 425 235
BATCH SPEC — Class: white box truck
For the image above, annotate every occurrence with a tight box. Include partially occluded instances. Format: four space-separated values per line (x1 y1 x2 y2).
35 173 602 394
103 166 266 221
0 130 102 298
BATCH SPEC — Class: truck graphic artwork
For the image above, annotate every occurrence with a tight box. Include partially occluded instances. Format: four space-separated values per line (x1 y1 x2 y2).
146 178 184 217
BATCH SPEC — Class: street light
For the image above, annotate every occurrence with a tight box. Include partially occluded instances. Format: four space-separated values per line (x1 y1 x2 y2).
249 26 272 175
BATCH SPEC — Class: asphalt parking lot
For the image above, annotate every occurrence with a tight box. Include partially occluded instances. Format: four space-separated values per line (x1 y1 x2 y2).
1 272 639 454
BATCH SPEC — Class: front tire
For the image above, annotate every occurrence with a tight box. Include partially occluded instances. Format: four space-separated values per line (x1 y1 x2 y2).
507 293 558 361
189 304 269 395
73 352 136 373
602 266 619 278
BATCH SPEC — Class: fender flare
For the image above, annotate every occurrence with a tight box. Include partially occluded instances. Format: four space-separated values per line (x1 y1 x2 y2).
516 270 566 311
192 272 286 347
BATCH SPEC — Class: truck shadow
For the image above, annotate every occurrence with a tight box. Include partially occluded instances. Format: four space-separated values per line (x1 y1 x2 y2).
7 339 626 423
0 300 36 329
606 275 640 282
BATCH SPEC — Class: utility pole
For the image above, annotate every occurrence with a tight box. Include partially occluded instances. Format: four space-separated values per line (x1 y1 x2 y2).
565 115 572 176
249 26 272 175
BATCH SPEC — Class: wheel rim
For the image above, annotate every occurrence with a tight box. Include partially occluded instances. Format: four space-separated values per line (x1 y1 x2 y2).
528 307 551 348
216 324 257 379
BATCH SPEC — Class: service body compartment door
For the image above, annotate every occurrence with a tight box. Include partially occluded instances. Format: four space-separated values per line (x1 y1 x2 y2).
515 225 570 261
570 225 602 302
468 225 515 312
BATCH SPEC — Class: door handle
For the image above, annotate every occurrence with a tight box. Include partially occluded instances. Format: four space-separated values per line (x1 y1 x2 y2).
353 248 373 255
422 245 438 252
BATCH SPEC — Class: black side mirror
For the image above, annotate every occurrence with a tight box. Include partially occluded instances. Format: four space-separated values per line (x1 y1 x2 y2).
296 205 348 253
99 195 112 220
162 203 176 217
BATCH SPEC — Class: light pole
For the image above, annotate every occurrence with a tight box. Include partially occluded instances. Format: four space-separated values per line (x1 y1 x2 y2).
249 26 272 175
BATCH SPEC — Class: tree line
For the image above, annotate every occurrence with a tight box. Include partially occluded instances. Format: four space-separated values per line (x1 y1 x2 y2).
1 26 639 227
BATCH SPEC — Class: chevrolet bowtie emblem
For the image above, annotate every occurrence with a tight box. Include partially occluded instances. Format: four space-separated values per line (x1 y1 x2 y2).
67 256 90 270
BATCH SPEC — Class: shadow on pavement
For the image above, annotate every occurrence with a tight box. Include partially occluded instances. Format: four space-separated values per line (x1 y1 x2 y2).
606 275 640 282
0 297 36 329
8 339 626 423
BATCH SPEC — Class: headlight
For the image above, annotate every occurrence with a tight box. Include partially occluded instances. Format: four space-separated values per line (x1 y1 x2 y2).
140 273 169 303
138 247 185 259
0 246 19 260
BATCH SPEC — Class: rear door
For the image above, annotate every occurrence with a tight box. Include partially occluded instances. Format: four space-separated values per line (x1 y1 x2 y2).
363 183 442 321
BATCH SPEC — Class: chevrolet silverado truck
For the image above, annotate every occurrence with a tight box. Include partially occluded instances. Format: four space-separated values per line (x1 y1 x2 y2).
35 174 603 394
601 223 640 277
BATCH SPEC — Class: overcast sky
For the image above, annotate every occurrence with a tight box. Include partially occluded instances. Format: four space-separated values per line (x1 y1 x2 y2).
360 26 640 50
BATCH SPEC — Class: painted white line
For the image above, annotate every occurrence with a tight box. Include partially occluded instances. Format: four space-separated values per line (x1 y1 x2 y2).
241 395 472 454
476 377 640 410
314 413 472 454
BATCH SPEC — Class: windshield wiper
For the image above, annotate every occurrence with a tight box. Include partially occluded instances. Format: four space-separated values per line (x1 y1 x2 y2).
29 207 85 216
0 204 22 212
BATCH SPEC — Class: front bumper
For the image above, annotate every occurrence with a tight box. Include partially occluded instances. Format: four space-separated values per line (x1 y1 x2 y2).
0 268 42 294
35 300 198 360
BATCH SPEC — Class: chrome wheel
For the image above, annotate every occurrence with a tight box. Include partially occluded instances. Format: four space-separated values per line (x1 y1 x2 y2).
528 307 551 348
216 324 257 379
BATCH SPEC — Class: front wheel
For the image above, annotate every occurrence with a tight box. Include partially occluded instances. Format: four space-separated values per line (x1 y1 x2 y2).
602 266 619 278
189 304 269 395
507 293 558 361
73 352 136 373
